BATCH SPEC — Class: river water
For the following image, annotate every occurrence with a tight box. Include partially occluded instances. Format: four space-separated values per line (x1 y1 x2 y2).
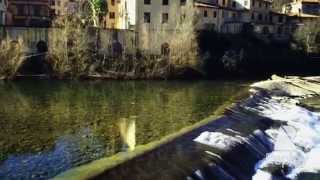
0 80 249 179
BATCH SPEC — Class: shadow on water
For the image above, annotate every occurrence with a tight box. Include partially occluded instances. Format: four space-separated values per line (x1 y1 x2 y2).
0 79 249 179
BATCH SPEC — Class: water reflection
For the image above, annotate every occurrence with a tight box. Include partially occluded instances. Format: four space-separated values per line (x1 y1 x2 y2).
0 80 248 179
0 128 105 179
119 116 136 151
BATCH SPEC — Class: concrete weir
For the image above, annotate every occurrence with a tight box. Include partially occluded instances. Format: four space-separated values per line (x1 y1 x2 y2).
55 75 320 180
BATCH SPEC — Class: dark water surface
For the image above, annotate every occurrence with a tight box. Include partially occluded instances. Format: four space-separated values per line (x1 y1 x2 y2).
0 80 248 179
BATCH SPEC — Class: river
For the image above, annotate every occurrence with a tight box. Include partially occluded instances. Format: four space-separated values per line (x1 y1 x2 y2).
0 79 249 179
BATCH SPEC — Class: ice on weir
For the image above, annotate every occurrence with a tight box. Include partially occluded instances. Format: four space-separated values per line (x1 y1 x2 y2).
193 132 242 150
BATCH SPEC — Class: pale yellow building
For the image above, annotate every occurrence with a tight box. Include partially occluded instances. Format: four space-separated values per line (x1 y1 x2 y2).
135 0 220 53
106 0 129 29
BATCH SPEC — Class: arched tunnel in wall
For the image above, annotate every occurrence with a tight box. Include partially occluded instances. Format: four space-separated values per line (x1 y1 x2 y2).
18 40 52 75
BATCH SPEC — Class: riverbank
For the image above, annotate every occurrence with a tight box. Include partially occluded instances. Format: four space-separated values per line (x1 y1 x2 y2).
53 75 320 180
1 27 319 81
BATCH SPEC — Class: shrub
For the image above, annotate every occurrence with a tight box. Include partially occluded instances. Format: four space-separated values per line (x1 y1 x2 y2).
0 38 26 80
48 15 92 79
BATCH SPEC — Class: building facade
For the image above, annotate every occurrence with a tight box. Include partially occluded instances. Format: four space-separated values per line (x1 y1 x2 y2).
135 0 221 53
6 0 51 27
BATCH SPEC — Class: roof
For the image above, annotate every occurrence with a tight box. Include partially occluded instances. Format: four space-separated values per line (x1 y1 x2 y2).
255 0 273 3
302 0 320 3
195 0 217 6
194 2 219 8
286 12 320 18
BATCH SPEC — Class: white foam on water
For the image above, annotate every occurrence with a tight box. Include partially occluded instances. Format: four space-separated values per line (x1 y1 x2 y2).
193 95 320 179
252 170 273 180
193 132 242 150
253 97 320 179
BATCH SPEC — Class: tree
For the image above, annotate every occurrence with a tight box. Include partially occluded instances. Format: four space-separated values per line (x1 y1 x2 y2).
294 19 320 53
86 0 108 27
272 0 292 12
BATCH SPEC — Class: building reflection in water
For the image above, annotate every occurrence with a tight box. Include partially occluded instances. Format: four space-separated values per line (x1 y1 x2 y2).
119 116 136 151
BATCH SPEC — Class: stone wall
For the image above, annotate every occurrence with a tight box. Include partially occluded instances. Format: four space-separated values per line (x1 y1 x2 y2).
0 26 137 55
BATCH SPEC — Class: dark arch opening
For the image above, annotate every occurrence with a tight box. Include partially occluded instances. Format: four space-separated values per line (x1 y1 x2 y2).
161 43 170 56
18 40 51 75
112 41 123 58
262 26 270 34
36 40 48 53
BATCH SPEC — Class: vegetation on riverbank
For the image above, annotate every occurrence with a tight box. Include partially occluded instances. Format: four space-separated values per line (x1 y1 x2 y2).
0 39 26 80
198 25 320 78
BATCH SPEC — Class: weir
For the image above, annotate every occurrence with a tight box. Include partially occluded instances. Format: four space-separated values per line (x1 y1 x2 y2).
55 75 320 180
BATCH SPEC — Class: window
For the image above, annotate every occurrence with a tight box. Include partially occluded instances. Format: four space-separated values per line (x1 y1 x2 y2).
30 5 41 16
111 0 115 5
262 26 269 34
204 10 208 17
277 27 283 34
259 2 262 8
244 0 248 6
0 13 3 25
180 0 186 6
251 13 255 20
180 14 186 22
144 0 151 5
16 5 25 16
163 0 169 5
162 13 169 23
222 11 227 18
222 0 226 6
258 14 262 21
252 0 255 7
109 12 115 19
232 13 236 19
269 15 273 22
213 11 217 18
278 16 283 23
144 12 151 23
232 1 236 8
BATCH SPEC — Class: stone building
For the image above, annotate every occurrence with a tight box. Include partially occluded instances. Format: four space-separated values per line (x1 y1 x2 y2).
6 0 51 27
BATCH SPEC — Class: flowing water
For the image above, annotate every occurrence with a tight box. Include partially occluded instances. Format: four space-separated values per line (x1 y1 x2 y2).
0 80 249 179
